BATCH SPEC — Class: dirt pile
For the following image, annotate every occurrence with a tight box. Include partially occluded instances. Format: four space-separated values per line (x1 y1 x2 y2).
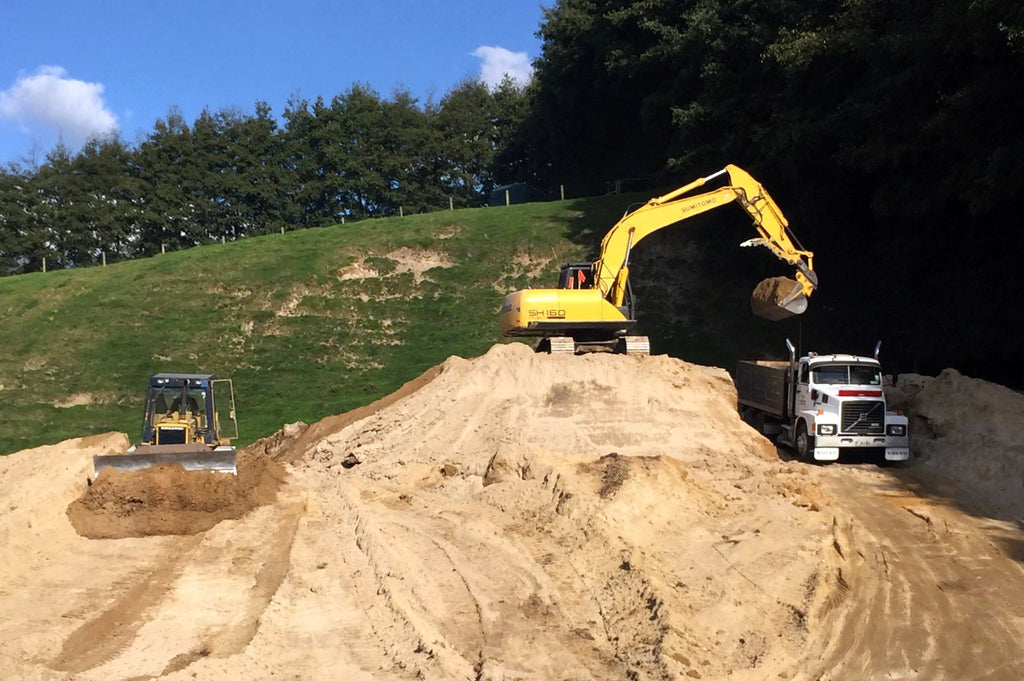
883 372 933 411
749 276 805 320
4 347 1024 680
904 368 1024 521
67 448 286 538
0 344 836 681
269 343 833 680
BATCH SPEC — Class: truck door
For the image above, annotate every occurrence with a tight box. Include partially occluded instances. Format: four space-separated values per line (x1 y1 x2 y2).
795 361 812 415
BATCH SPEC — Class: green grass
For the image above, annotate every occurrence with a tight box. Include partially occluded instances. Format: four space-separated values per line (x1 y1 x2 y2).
0 195 799 455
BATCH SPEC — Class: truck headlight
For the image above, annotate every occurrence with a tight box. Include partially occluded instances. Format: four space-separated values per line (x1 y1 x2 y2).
887 424 906 436
817 424 836 435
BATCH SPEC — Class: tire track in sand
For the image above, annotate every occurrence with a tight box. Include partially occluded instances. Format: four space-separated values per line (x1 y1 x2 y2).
803 467 1024 680
51 535 204 673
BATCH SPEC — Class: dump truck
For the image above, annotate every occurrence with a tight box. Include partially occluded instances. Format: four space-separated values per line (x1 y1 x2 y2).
93 373 239 476
736 340 910 462
500 164 818 354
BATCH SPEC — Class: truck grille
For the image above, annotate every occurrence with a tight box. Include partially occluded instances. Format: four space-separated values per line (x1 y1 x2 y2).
841 401 885 434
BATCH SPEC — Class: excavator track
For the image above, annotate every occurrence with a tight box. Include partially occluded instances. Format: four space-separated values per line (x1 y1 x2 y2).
620 336 651 355
539 335 650 355
546 337 576 354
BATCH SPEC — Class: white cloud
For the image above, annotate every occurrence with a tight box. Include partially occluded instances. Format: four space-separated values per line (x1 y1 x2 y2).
0 66 118 147
472 46 533 89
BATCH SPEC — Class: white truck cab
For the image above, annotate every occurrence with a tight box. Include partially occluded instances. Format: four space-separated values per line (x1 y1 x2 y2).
736 340 910 462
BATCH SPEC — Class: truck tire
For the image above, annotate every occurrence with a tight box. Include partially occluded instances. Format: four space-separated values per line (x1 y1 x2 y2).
795 422 814 461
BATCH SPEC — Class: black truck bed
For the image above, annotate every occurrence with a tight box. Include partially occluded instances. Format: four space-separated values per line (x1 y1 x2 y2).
735 360 789 419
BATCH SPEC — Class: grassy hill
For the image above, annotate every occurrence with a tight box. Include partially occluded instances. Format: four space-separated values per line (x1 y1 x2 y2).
0 194 803 455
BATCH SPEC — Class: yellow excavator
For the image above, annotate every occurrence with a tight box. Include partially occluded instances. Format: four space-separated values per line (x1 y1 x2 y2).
500 164 818 354
92 373 239 476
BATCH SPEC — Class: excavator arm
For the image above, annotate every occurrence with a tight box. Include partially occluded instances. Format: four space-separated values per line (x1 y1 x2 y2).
596 165 817 311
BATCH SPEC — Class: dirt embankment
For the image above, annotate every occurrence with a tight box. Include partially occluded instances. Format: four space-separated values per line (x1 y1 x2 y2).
67 448 286 538
2 345 1023 680
888 368 1024 521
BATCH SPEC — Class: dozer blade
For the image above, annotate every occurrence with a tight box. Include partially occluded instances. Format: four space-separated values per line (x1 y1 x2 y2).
93 443 237 477
751 276 809 321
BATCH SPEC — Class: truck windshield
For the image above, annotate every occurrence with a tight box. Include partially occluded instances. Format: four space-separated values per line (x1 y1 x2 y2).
812 365 882 385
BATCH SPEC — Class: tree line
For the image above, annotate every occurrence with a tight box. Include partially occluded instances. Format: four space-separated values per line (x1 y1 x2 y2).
0 79 528 273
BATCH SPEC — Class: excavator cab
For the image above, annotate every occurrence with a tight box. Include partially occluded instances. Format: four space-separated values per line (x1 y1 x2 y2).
557 263 596 290
93 373 238 477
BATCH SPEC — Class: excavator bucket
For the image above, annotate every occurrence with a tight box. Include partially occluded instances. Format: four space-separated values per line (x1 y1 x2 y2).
751 276 809 321
92 444 237 477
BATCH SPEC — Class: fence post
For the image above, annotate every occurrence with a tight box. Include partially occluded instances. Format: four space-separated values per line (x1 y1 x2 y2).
449 197 454 211
342 217 345 225
42 257 46 273
161 243 166 254
281 227 285 234
399 206 404 217
505 189 510 206
222 236 226 244
102 252 106 267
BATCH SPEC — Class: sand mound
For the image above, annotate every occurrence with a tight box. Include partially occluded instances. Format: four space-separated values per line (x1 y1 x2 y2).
272 343 831 680
906 368 1024 520
67 449 286 539
883 372 933 411
0 345 836 681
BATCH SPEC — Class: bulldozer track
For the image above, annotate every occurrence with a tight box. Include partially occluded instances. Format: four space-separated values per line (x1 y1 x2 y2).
51 535 204 673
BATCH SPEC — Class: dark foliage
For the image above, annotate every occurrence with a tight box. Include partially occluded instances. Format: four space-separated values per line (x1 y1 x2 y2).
526 0 1024 385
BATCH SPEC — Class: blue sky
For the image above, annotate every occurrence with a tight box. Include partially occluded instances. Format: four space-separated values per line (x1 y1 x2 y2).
0 0 547 167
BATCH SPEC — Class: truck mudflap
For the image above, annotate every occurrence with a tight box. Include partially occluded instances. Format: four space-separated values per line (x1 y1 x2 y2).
810 447 840 461
884 447 911 461
93 444 237 477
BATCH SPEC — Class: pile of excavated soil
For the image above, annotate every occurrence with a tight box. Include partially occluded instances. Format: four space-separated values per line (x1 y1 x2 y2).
749 276 804 321
256 343 834 680
0 344 838 681
898 368 1024 521
67 448 286 538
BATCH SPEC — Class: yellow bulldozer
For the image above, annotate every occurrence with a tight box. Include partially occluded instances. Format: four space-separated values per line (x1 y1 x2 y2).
93 373 239 476
500 164 818 354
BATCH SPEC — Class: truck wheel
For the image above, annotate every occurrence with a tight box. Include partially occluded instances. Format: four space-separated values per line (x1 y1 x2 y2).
795 422 814 461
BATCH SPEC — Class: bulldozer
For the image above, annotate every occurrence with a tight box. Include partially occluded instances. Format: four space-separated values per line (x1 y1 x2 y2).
500 164 819 354
93 373 239 476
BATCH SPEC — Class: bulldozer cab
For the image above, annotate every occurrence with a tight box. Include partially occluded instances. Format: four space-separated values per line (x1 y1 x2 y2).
142 374 236 445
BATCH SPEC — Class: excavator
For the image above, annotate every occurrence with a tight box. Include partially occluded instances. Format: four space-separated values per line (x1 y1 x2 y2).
500 164 818 354
92 373 239 476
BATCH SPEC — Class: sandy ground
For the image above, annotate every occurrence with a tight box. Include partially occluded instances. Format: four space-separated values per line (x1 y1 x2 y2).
1 344 1022 680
